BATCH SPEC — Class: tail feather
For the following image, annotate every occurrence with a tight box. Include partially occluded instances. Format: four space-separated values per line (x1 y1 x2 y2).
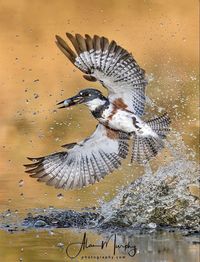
131 135 164 164
147 112 171 138
131 113 170 164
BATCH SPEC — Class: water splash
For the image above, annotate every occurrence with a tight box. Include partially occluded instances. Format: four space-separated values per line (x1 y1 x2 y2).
100 131 199 229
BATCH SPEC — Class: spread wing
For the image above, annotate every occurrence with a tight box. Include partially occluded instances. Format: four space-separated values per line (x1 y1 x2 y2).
55 33 148 116
24 124 129 190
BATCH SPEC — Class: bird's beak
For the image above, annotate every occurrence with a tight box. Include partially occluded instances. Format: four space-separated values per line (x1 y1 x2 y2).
57 94 84 109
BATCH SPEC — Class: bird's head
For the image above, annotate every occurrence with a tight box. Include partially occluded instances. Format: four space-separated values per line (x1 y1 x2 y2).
57 88 107 111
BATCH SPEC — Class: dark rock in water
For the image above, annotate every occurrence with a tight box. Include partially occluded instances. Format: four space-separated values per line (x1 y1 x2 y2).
34 220 47 227
23 209 100 229
100 159 200 230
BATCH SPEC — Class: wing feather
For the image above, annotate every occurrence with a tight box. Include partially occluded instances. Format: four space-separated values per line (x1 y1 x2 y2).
56 33 148 116
25 125 129 190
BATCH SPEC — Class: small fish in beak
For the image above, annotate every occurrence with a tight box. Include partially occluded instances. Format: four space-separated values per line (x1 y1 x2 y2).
57 95 84 109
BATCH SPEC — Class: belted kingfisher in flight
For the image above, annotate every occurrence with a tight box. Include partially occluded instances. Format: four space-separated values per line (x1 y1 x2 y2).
25 33 171 190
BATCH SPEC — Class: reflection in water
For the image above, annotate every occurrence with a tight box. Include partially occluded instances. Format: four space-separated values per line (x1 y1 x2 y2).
0 228 199 262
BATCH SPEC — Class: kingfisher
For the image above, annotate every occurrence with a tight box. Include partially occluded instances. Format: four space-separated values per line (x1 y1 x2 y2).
24 33 171 190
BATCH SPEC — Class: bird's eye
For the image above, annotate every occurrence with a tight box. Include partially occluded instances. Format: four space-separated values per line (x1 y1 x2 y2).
82 92 90 97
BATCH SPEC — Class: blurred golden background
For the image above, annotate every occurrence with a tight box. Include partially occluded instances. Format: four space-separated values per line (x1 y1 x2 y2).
0 0 199 213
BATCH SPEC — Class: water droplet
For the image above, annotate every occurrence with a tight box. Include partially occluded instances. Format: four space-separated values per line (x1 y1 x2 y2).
190 76 197 81
33 93 39 99
18 180 24 187
57 193 64 199
5 210 11 217
27 212 33 218
57 242 64 248
49 230 55 236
